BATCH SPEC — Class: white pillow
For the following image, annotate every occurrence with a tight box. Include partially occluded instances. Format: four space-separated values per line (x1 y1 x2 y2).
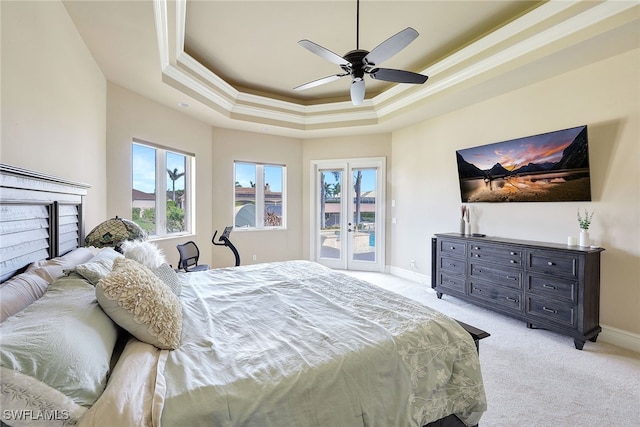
120 240 166 269
73 248 123 286
96 258 182 350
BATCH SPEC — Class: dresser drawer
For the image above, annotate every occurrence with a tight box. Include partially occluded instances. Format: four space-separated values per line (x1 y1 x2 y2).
437 273 466 294
439 256 465 276
527 274 577 302
470 280 522 311
527 250 578 278
526 296 576 327
469 262 522 289
439 239 466 258
469 243 523 266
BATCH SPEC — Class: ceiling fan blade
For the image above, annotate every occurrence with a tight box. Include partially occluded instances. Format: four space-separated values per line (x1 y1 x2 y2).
350 79 366 105
364 27 419 66
369 68 428 84
298 40 348 66
294 74 345 91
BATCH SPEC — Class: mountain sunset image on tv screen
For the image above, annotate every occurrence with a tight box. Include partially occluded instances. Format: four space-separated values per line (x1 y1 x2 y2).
456 125 592 203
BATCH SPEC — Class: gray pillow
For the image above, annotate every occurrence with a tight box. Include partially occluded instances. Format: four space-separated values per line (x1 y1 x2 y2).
151 263 182 296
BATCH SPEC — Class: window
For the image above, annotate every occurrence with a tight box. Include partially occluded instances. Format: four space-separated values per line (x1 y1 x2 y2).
234 161 286 229
132 141 194 237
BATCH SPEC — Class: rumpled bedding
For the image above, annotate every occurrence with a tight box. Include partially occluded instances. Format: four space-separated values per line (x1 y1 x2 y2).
80 260 486 427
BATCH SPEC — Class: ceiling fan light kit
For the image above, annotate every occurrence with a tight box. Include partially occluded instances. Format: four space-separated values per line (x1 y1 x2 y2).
294 0 429 105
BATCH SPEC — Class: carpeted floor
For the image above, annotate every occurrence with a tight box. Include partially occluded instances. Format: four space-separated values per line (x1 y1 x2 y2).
344 270 640 427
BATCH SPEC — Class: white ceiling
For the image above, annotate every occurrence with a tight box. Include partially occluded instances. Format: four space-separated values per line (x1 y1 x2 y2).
62 0 640 138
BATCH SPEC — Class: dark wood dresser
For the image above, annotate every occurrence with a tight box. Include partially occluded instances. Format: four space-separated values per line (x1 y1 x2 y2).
431 233 604 349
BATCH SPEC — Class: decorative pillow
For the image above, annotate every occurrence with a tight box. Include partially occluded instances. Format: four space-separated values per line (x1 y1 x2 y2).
72 248 123 286
120 240 167 269
96 258 182 350
0 273 118 416
151 263 182 296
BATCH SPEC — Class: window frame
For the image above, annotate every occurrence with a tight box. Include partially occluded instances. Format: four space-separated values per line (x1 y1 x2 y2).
132 139 195 238
233 161 287 231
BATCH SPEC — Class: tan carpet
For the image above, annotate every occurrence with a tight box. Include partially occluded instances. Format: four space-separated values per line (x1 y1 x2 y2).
344 270 640 427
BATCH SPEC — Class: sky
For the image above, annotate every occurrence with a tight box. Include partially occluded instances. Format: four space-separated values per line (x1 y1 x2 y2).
235 163 283 192
132 144 186 193
321 168 376 193
458 126 584 171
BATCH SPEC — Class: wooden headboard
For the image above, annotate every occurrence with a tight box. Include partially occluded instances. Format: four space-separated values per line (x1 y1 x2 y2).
0 163 90 282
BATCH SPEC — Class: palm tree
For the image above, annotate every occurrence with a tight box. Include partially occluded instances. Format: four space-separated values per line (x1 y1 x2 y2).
167 168 185 201
353 170 362 229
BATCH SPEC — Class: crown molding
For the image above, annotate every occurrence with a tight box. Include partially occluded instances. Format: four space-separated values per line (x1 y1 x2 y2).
154 0 639 133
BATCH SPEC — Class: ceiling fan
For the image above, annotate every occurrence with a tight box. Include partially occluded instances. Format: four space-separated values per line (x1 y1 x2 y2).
294 0 429 105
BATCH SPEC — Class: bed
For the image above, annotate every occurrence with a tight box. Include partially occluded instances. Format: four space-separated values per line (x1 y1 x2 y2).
0 163 487 427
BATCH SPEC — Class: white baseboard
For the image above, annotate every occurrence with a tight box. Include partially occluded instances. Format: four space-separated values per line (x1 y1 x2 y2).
388 266 431 285
600 325 640 354
387 267 640 354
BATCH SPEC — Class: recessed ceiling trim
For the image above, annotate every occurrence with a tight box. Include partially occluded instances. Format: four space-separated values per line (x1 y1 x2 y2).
154 0 638 133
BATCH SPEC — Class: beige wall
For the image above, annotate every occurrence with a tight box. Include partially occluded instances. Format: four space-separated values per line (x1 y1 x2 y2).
391 48 640 335
1 0 107 227
301 134 392 260
211 128 303 267
106 83 213 267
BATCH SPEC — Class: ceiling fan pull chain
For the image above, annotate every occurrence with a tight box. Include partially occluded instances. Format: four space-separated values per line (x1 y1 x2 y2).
356 0 360 50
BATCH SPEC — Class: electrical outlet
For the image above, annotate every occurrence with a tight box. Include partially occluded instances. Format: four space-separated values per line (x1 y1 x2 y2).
410 260 416 268
252 254 257 261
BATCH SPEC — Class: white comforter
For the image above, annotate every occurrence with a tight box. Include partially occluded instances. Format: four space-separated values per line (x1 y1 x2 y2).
81 261 486 427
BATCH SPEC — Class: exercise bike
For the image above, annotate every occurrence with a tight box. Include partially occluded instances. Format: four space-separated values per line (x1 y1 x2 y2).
212 226 240 267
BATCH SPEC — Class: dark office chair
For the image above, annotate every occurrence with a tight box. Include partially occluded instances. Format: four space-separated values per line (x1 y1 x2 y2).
176 241 209 272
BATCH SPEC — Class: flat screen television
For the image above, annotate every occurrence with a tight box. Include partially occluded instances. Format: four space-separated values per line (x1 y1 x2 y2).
456 125 592 203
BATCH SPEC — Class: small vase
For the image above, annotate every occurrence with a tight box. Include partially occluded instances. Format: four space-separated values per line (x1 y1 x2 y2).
459 219 466 234
579 229 590 247
465 221 471 236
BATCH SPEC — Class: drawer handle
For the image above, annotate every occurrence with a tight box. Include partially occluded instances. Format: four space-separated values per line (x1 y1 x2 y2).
506 275 517 280
474 287 482 292
506 297 518 302
449 263 456 268
542 306 558 314
474 246 480 250
542 284 557 290
547 261 555 266
450 246 455 250
510 252 517 255
473 254 480 257
510 260 517 264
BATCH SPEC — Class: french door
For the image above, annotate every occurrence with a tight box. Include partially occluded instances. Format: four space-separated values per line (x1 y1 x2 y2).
311 158 385 271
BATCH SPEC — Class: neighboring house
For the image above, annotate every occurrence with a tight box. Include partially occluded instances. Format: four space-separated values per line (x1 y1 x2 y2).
132 189 155 215
132 189 185 214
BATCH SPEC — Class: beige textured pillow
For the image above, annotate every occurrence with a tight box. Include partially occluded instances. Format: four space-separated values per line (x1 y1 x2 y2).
96 258 182 350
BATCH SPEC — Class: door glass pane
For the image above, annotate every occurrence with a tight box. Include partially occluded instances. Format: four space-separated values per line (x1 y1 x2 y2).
132 144 157 235
351 168 376 262
264 165 283 226
235 163 256 228
319 170 342 259
166 152 187 233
